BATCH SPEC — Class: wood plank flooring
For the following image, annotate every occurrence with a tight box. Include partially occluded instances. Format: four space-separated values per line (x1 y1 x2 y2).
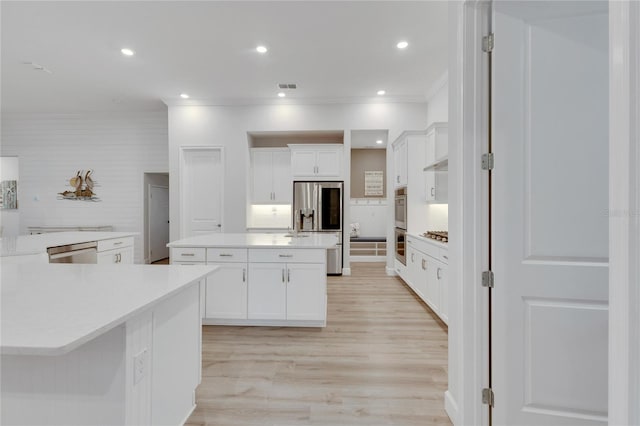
185 262 450 426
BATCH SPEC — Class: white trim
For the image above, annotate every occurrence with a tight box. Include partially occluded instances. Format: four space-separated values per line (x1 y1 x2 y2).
385 266 397 276
179 146 225 238
425 71 449 101
450 1 491 425
609 1 640 425
341 267 351 276
445 390 459 426
162 95 428 108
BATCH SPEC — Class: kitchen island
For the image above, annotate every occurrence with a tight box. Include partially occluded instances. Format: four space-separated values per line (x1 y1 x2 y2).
168 233 338 327
1 263 217 426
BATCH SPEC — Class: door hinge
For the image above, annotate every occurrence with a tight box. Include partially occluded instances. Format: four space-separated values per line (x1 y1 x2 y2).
482 270 494 288
482 153 494 170
482 388 495 407
482 33 494 53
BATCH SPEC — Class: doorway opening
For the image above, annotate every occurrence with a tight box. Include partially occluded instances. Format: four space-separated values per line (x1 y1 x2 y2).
143 172 170 264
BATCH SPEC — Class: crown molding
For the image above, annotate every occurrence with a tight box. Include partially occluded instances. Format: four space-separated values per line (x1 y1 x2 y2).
162 95 428 108
425 71 449 101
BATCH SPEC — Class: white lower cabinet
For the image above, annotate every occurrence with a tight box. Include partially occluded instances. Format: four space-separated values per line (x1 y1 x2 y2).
96 237 134 264
206 263 248 319
248 262 326 322
404 237 448 325
171 246 327 326
248 263 287 320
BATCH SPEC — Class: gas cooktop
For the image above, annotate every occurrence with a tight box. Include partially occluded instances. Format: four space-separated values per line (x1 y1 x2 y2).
423 231 448 243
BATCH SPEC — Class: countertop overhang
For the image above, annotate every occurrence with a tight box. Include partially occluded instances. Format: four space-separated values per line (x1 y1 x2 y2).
167 232 339 249
1 263 217 356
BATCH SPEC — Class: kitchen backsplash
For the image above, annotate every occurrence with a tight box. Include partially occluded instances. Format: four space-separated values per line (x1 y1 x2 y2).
247 204 292 229
426 204 448 231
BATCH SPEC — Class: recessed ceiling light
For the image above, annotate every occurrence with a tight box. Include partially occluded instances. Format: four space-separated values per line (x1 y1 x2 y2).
121 48 135 56
396 41 409 49
376 140 383 144
377 90 386 96
256 46 268 54
277 92 286 98
180 93 190 99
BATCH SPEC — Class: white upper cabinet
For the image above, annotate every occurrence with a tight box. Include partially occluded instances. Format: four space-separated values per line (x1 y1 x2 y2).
392 139 408 188
424 123 448 203
289 144 343 179
250 148 292 204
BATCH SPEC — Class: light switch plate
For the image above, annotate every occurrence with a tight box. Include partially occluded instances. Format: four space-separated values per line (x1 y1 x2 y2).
133 349 148 385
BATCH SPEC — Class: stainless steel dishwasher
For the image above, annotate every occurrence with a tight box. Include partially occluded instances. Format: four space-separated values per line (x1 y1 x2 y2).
47 241 98 264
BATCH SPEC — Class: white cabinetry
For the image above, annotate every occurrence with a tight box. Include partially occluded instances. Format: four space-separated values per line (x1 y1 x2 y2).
402 236 448 324
289 144 343 179
424 122 448 203
206 248 248 319
392 139 408 188
170 245 327 326
250 148 291 204
96 237 134 264
248 248 326 323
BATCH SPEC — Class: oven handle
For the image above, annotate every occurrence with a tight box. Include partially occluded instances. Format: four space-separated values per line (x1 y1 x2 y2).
48 247 97 260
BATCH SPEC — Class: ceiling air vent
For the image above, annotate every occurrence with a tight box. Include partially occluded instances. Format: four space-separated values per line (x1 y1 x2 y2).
278 83 297 89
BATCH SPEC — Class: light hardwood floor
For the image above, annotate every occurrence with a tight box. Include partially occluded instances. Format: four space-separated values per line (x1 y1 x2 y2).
186 262 450 426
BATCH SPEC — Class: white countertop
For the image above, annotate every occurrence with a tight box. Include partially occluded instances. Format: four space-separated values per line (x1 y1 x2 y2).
407 233 449 249
168 232 339 249
0 231 138 257
1 263 217 356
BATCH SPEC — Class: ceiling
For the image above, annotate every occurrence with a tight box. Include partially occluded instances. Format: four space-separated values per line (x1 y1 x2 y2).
1 1 448 113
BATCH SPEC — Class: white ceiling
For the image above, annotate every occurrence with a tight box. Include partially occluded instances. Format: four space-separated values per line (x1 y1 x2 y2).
1 1 448 113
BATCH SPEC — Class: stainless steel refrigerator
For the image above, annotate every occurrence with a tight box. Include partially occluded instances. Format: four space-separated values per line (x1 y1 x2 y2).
293 181 343 275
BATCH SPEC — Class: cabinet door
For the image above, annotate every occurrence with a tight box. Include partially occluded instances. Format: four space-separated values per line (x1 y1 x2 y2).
425 256 440 313
416 254 429 300
205 263 247 319
315 149 341 177
271 150 292 203
425 130 436 202
97 250 117 264
291 150 317 177
286 263 326 321
251 150 274 203
398 141 408 186
248 263 286 320
118 246 134 264
405 244 418 292
436 262 448 324
393 140 408 188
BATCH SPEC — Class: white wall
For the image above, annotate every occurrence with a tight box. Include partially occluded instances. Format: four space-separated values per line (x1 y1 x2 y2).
0 111 169 263
168 102 429 270
0 156 20 236
426 76 450 231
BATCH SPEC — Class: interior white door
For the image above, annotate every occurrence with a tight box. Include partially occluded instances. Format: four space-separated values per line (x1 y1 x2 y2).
180 147 223 237
492 2 609 425
149 185 170 262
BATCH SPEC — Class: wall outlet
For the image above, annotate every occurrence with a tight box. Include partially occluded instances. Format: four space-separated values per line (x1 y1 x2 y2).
133 349 148 385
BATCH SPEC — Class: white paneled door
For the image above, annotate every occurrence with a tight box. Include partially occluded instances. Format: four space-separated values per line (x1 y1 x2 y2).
492 2 609 425
180 147 223 237
149 185 170 262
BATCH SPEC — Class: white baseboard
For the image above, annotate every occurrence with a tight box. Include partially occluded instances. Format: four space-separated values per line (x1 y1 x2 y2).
444 390 458 425
179 403 197 426
341 267 351 276
385 266 397 276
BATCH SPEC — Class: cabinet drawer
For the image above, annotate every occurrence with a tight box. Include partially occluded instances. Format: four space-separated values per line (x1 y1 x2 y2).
171 247 206 262
248 248 325 264
206 248 248 263
439 249 449 264
97 237 133 252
